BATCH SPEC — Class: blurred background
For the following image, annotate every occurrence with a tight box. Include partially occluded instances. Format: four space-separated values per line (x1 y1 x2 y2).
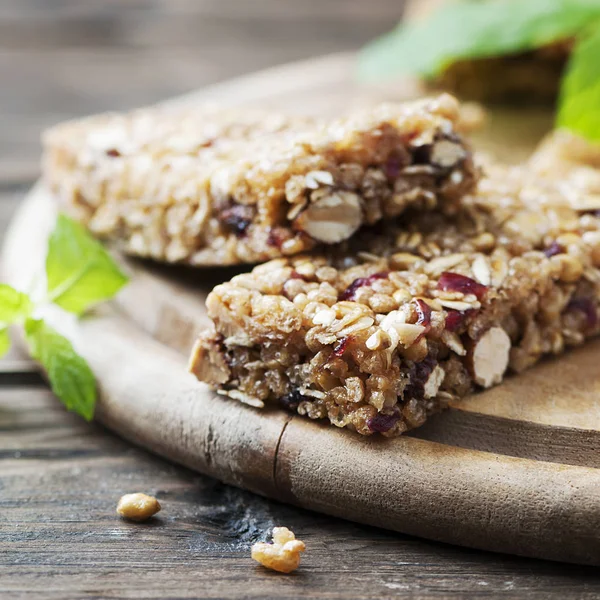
0 0 405 186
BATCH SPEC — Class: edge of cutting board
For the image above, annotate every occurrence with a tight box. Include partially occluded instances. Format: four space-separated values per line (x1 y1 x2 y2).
4 185 600 566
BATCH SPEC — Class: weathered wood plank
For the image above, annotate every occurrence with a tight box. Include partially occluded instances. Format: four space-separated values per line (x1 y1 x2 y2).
2 388 600 599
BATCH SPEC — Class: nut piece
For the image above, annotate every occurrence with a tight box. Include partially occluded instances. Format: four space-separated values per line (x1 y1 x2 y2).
430 139 467 169
251 527 306 573
304 170 334 189
423 364 445 399
117 493 161 522
468 326 511 388
188 337 231 385
552 254 584 283
294 191 362 244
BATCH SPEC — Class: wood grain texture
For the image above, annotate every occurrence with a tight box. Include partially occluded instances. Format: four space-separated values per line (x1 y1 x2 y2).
4 393 600 600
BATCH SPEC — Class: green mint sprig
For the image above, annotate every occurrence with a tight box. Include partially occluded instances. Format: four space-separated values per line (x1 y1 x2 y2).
1 215 128 420
557 25 600 141
357 0 600 143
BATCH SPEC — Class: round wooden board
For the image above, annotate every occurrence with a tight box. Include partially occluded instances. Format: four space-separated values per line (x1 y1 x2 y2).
4 54 600 566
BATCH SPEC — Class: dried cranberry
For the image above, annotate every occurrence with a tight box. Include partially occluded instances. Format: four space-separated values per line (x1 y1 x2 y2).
340 272 389 301
333 336 352 357
543 241 564 258
383 152 407 180
412 299 432 342
105 148 121 157
367 411 399 433
289 270 307 281
414 299 432 329
437 271 487 300
279 390 303 412
403 357 436 401
219 204 254 237
267 227 290 249
566 297 598 329
444 308 474 332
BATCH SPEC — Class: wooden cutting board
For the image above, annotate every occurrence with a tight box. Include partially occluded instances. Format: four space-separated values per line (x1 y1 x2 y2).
4 52 600 567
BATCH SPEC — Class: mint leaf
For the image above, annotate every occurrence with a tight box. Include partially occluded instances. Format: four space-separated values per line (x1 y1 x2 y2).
46 214 128 316
0 328 11 358
25 318 96 421
557 25 600 141
358 0 600 81
0 283 32 324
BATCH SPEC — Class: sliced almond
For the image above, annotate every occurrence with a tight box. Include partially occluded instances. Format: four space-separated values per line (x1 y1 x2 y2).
438 298 480 311
312 308 337 326
390 252 421 270
425 253 466 276
188 338 230 385
423 364 445 399
305 170 335 189
468 326 511 388
430 139 467 169
217 389 265 408
471 254 492 286
441 330 466 356
294 191 363 244
569 193 600 212
394 323 426 348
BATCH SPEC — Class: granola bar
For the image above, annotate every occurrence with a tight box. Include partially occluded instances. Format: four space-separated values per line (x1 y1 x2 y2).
189 163 600 436
43 95 477 266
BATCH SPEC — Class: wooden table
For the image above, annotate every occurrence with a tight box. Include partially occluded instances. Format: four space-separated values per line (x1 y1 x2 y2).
2 2 600 598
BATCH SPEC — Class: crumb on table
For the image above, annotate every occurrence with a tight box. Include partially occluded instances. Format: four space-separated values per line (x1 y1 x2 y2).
116 492 161 522
251 527 306 573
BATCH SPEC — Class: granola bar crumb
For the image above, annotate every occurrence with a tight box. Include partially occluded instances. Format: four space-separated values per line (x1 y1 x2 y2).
116 493 161 522
251 527 306 573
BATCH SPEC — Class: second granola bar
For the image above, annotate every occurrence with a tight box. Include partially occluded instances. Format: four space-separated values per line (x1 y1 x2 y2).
43 95 477 265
